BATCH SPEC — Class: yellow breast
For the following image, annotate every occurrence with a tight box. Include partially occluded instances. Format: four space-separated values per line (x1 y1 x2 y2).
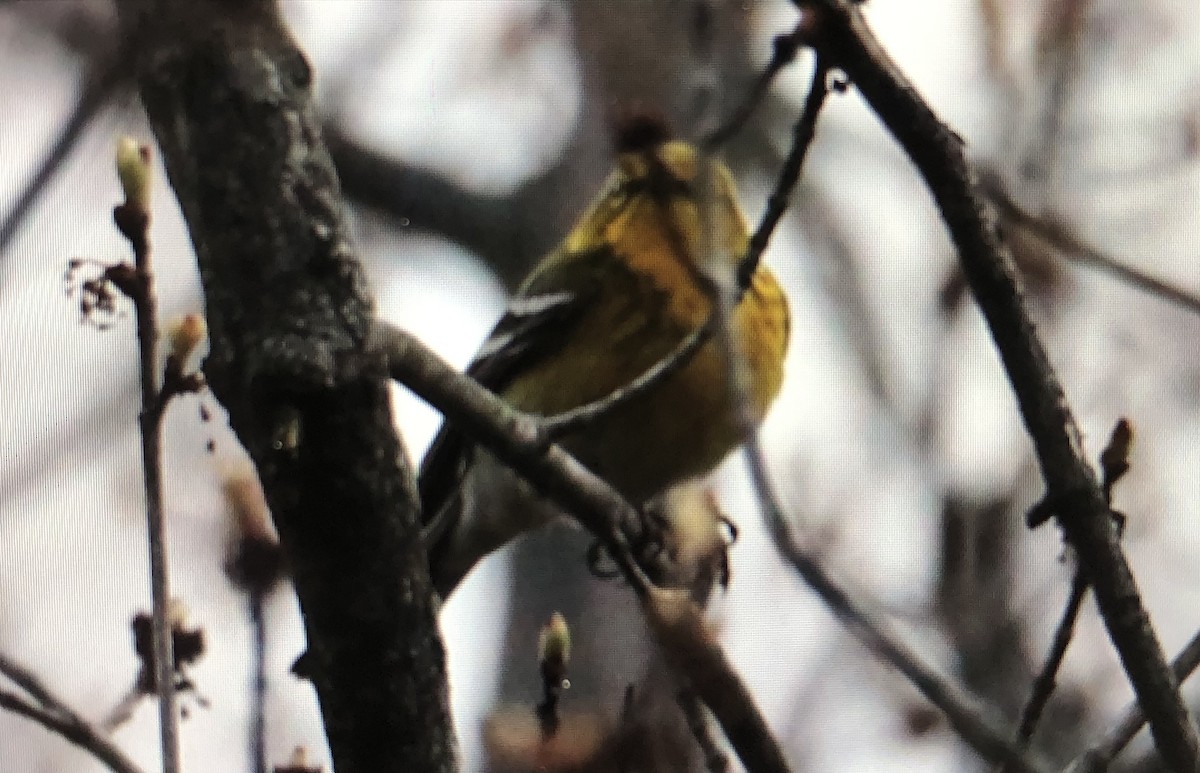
499 139 789 502
502 186 789 503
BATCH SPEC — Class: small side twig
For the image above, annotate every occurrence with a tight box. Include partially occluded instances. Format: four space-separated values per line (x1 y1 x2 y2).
738 56 831 289
703 20 808 149
998 569 1089 773
112 137 181 773
981 174 1200 317
678 687 730 773
0 652 147 773
1066 629 1200 773
1002 419 1133 769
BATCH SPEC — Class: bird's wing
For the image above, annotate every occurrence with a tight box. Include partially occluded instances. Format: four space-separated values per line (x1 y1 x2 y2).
417 251 607 526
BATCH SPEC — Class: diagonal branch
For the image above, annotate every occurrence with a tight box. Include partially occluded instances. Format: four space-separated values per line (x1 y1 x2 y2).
0 31 131 262
738 56 829 288
981 173 1200 317
377 321 793 773
703 19 808 149
1066 629 1200 773
688 64 1049 767
999 568 1089 773
797 2 1200 768
0 652 146 773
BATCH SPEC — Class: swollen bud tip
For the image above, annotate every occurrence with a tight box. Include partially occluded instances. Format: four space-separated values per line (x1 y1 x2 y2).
169 313 207 363
116 136 153 212
538 611 571 667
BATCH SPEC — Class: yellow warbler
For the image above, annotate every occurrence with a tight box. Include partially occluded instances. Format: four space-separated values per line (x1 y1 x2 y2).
420 120 789 597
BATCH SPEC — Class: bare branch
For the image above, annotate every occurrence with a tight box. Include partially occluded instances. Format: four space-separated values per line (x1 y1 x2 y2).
678 687 731 773
703 20 807 149
542 322 711 439
999 570 1089 773
377 320 792 773
110 137 181 773
249 592 268 773
0 653 147 773
0 29 131 262
798 2 1200 767
1026 0 1093 184
738 58 830 288
747 429 1054 772
114 2 456 772
982 173 1200 317
0 651 61 710
1066 630 1200 773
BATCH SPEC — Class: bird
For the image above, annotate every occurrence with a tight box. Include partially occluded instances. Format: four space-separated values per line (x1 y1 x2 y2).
419 118 790 599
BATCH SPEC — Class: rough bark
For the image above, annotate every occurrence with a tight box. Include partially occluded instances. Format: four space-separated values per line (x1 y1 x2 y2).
114 2 456 772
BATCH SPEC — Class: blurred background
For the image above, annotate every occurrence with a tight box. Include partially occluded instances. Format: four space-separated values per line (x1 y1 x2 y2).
3 0 1200 771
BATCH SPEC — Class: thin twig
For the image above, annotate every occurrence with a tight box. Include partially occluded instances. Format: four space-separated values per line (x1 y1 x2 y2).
113 169 180 773
678 687 730 773
0 654 147 773
799 2 1200 767
703 21 807 149
694 27 1049 773
998 569 1089 773
739 58 830 289
542 323 712 438
1065 629 1200 773
250 590 268 773
1025 0 1093 184
707 182 1051 771
982 175 1200 317
1004 420 1132 769
0 38 129 261
378 321 791 773
550 52 833 441
0 650 61 710
740 429 1051 772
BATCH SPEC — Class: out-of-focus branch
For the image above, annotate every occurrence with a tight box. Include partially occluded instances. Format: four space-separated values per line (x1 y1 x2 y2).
678 686 731 773
740 430 1052 773
796 3 1200 769
704 19 808 149
1065 629 1200 773
690 54 1048 771
1002 420 1133 770
377 320 793 773
1025 0 1093 184
325 128 552 289
997 570 1088 773
0 35 130 262
0 652 146 773
981 172 1200 316
113 3 455 773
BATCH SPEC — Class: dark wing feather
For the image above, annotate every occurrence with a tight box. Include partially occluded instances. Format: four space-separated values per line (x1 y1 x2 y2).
417 252 609 524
